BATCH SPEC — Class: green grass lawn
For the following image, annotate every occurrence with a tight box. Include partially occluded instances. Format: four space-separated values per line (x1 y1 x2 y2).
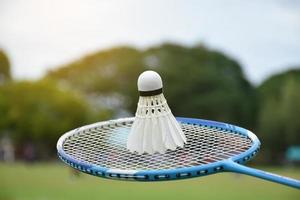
0 163 299 200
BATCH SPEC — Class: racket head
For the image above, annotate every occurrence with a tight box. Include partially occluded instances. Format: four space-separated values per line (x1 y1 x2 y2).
57 117 260 181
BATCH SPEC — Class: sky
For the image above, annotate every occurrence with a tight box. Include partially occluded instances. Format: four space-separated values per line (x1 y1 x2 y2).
0 0 299 84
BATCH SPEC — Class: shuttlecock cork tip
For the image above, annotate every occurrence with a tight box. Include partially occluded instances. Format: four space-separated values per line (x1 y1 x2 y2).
138 70 163 96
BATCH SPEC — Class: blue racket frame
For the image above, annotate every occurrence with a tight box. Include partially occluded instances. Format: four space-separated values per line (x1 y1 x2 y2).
57 117 300 189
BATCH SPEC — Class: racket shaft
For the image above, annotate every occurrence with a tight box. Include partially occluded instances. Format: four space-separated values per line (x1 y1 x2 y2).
224 161 300 189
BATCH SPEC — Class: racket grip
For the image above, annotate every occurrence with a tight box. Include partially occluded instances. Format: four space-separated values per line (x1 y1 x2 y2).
224 161 300 189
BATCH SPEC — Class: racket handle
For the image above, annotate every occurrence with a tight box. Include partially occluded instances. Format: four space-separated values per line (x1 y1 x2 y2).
224 161 300 189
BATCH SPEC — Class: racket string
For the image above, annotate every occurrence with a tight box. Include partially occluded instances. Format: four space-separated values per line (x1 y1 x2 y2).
63 120 252 170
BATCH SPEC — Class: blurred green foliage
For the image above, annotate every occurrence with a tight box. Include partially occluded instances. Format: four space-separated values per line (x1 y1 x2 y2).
0 49 11 82
144 44 257 129
47 47 146 114
48 44 256 129
0 44 299 163
257 69 300 163
0 80 112 158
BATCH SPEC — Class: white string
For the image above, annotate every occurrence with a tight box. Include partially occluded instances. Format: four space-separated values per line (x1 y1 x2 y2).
62 119 252 170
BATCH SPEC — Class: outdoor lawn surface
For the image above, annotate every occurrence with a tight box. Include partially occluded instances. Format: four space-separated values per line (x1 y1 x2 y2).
0 163 299 200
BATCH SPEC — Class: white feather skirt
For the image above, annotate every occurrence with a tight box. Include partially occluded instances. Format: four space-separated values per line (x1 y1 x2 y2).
127 94 187 154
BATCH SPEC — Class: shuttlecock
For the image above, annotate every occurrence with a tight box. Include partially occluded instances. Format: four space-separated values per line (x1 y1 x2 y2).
127 70 187 154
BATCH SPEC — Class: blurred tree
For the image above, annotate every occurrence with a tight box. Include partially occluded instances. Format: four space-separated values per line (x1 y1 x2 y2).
47 47 145 115
0 80 112 158
0 49 11 82
144 43 257 129
47 43 256 129
257 68 300 164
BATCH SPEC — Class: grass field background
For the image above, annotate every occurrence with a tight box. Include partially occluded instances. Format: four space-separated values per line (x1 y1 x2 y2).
0 163 299 200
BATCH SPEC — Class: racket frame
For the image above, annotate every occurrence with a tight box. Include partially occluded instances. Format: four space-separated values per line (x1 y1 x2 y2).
57 117 260 181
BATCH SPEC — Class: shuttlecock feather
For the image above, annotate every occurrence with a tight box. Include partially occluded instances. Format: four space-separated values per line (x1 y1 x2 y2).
127 70 187 154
